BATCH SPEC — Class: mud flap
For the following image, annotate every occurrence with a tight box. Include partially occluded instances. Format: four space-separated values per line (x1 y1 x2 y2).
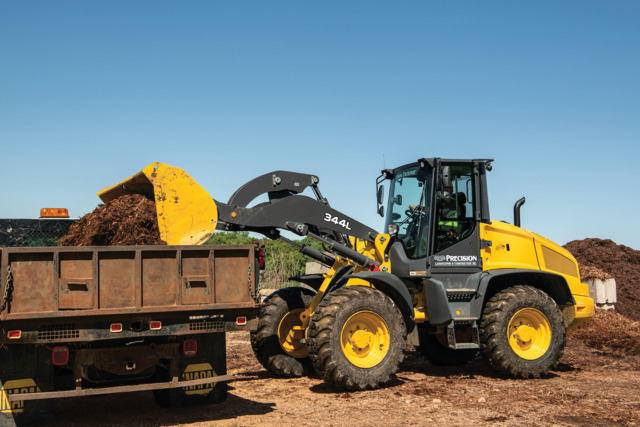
153 333 228 407
0 345 53 426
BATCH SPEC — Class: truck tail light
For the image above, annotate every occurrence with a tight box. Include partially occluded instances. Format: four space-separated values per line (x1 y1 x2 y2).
183 339 197 357
149 321 162 330
258 250 266 270
110 323 123 333
40 208 69 218
52 346 69 366
236 317 247 326
7 330 21 339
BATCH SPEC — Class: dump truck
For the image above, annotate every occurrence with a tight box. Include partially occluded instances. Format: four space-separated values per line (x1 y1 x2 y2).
0 243 261 424
101 159 594 391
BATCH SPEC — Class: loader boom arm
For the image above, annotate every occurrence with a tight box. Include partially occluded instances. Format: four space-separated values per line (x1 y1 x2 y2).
99 163 380 246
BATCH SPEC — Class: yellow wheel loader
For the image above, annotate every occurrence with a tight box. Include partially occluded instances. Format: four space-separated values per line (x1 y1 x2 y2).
100 158 594 390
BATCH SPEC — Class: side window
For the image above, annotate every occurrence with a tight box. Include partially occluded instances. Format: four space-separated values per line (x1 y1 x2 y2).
434 166 475 253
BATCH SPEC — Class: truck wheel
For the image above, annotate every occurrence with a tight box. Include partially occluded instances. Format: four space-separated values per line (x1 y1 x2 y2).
250 287 316 377
417 327 478 366
479 285 566 378
307 286 406 391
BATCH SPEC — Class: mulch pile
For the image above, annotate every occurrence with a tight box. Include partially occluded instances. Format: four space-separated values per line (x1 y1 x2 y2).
564 238 640 321
578 264 612 280
61 194 166 246
568 309 640 357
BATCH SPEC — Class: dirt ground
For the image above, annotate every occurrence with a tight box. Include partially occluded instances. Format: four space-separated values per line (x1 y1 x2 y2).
44 311 640 427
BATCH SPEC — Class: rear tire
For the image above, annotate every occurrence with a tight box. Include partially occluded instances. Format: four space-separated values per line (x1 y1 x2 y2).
479 285 566 378
417 327 478 366
307 286 406 391
250 287 316 377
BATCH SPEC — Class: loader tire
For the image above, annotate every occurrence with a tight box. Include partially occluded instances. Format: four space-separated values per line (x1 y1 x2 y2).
307 286 406 391
479 285 566 379
417 326 478 366
250 287 315 377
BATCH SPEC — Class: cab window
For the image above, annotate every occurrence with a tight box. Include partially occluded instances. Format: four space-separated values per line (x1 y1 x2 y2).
435 165 475 253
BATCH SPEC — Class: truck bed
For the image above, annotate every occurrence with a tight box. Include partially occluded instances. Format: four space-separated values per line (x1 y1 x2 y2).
0 244 260 343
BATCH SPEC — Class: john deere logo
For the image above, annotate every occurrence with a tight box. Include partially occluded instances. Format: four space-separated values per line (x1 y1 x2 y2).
0 379 40 413
182 363 217 396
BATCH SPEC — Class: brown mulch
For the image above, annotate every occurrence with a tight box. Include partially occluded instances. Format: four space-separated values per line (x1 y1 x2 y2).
61 194 166 246
564 238 640 321
568 309 640 357
578 264 612 280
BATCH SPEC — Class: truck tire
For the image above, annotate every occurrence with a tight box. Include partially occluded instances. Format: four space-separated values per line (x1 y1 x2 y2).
307 286 406 391
479 285 566 379
250 287 316 377
417 327 478 366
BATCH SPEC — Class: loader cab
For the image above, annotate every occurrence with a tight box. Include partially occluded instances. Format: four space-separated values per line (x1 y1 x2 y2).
378 158 493 279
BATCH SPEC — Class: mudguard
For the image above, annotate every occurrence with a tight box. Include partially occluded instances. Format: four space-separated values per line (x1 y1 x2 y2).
424 278 454 325
470 269 575 319
346 271 415 332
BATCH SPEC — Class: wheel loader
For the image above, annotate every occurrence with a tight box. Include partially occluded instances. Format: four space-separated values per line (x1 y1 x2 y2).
99 158 594 390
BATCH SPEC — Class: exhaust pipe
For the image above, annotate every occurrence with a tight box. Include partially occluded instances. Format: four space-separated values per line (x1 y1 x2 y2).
514 197 526 227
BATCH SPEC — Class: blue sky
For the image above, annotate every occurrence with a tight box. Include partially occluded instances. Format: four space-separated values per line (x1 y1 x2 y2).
1 1 639 249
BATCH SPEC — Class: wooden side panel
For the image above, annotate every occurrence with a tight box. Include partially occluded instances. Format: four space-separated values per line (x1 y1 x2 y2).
142 250 178 307
10 253 56 313
214 249 251 304
99 252 136 309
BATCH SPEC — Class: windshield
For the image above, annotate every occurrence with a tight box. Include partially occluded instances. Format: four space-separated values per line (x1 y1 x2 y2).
384 165 433 259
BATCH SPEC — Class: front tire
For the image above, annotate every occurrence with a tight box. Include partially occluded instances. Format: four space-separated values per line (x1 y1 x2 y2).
479 285 566 378
250 287 315 377
307 286 406 390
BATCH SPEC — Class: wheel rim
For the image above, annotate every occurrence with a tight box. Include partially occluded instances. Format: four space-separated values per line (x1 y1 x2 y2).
341 311 390 368
277 308 308 358
508 308 552 360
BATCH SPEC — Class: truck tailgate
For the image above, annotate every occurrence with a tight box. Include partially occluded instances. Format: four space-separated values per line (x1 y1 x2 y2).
0 244 258 321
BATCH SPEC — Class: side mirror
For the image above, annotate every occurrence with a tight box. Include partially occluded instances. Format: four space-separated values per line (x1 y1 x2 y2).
377 185 384 205
441 166 451 188
378 205 384 217
394 194 403 206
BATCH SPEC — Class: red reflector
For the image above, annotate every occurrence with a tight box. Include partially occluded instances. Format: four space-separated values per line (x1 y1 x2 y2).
258 250 266 269
236 317 247 326
110 323 123 333
52 346 69 366
183 339 197 357
149 321 162 330
7 330 21 339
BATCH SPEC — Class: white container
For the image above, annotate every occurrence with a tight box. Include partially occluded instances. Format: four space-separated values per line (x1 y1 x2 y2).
584 278 617 310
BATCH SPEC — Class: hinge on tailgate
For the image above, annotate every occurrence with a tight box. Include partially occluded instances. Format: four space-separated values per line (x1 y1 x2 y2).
0 266 14 314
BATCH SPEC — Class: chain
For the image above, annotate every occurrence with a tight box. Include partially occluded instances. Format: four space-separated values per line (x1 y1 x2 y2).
247 264 254 299
0 266 13 314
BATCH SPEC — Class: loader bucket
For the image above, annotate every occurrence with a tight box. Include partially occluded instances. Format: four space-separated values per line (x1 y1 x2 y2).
97 162 218 245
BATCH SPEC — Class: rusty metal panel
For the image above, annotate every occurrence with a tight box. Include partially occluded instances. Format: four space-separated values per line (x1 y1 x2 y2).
181 249 212 305
10 253 56 313
99 251 136 309
141 250 178 307
214 248 251 304
58 252 95 310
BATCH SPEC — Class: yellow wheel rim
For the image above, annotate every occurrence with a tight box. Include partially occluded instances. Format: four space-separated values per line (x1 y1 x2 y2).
508 308 552 360
277 308 308 358
341 311 390 368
